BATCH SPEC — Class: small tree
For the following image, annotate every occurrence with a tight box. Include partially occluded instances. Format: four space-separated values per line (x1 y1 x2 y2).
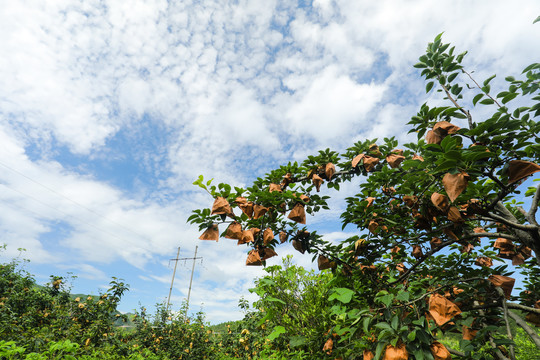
190 34 540 359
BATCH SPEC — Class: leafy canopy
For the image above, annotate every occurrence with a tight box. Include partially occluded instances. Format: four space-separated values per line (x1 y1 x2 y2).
190 34 540 359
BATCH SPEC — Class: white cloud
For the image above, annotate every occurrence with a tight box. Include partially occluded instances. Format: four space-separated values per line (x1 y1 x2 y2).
286 65 386 141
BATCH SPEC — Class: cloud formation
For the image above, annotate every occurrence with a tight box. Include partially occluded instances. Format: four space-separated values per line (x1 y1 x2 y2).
1 0 539 323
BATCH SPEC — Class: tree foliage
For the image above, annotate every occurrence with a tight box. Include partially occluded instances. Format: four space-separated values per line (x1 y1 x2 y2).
190 34 540 359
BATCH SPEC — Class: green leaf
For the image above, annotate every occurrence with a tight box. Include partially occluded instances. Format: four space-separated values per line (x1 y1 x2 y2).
479 98 495 105
408 330 416 341
329 288 355 304
267 326 286 341
374 341 386 360
266 296 286 305
363 317 371 333
534 15 540 24
426 81 435 93
483 74 496 86
289 336 307 348
414 62 427 69
375 322 393 332
472 93 484 106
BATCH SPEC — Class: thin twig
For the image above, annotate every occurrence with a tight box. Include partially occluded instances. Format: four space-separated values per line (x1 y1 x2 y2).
448 348 467 357
495 288 515 360
462 69 505 109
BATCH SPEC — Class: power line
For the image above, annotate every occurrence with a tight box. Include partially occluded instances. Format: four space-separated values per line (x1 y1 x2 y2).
0 183 155 253
0 160 151 241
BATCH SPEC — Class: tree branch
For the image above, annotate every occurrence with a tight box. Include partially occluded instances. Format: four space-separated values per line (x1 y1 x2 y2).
529 184 540 224
463 232 518 241
482 212 538 231
495 288 515 360
466 302 540 315
387 238 460 285
448 348 466 357
507 310 540 348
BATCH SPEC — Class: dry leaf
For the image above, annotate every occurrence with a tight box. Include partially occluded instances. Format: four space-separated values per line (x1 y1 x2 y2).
488 275 515 299
494 238 515 259
318 255 335 270
300 194 310 203
442 172 468 202
199 224 219 241
211 197 232 215
269 183 282 192
512 253 526 265
431 193 450 212
312 174 324 192
365 197 375 208
386 153 406 168
430 341 451 360
224 222 243 240
428 294 462 326
238 230 254 245
253 205 269 219
433 121 460 136
426 130 442 144
292 239 305 254
354 238 367 255
369 143 382 157
508 160 540 184
263 228 274 246
412 154 424 161
443 228 460 241
461 243 474 253
462 325 478 340
363 350 374 360
279 231 288 243
260 247 278 261
325 163 336 180
352 154 365 168
525 300 540 326
475 256 493 267
281 173 293 188
238 202 254 219
383 343 408 360
412 245 424 259
473 227 485 234
368 219 379 234
246 250 262 266
403 195 418 207
323 338 333 355
431 237 443 249
396 263 407 274
288 203 306 224
363 156 380 172
447 206 464 223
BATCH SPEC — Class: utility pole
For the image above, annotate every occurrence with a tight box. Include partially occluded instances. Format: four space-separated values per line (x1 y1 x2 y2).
186 245 200 315
166 246 202 315
166 247 181 314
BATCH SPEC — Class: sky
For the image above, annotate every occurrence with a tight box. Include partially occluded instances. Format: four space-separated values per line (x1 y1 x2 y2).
0 0 539 324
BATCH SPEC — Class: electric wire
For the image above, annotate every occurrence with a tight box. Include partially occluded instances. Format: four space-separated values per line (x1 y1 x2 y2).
0 160 152 242
0 182 155 253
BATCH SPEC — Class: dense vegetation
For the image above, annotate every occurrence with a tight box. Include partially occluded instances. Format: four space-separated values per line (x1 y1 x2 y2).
1 248 539 359
189 35 540 359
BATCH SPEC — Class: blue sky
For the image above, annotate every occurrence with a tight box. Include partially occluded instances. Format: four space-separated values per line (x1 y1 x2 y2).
1 0 540 324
